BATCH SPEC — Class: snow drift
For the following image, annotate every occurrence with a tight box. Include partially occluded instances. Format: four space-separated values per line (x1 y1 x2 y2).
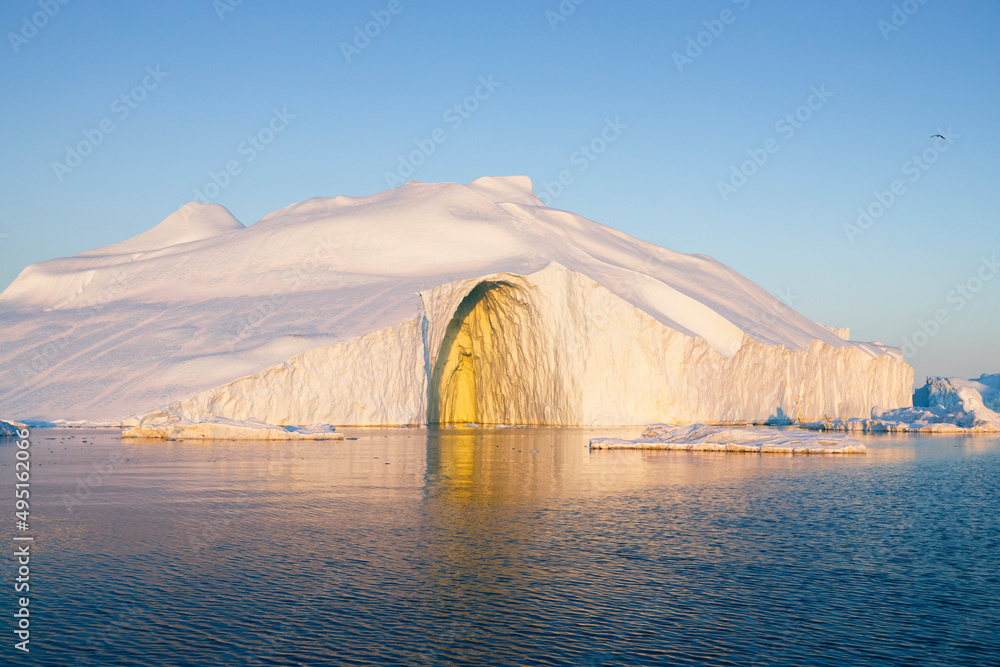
0 176 913 426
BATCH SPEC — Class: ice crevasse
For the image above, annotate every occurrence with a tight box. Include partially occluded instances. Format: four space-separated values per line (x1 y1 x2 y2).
0 176 913 426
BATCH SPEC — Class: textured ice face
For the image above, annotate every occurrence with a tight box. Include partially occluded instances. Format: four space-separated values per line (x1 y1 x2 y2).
140 264 913 427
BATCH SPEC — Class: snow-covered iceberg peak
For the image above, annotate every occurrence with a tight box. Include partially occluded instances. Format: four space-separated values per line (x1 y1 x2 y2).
80 202 244 256
465 175 545 206
0 202 245 310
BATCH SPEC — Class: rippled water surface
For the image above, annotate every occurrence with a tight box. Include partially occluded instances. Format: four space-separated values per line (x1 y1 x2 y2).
4 427 999 665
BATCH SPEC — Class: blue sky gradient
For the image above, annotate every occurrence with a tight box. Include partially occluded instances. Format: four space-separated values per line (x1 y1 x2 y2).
1 0 997 384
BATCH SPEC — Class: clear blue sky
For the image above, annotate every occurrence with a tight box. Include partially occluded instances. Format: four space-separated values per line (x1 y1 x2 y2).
1 0 997 385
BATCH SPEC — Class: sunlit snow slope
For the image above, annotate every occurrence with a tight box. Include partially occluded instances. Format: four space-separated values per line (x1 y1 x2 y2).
0 176 912 424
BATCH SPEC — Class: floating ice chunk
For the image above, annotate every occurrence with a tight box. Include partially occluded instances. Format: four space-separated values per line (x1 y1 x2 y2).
122 417 344 440
590 423 866 454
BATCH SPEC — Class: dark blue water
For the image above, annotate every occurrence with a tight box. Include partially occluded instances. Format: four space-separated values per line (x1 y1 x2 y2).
2 427 998 666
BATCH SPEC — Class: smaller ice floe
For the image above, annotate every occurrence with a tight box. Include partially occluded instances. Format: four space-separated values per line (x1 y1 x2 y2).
122 418 344 440
804 374 1000 433
53 419 121 427
1 419 28 436
590 424 866 454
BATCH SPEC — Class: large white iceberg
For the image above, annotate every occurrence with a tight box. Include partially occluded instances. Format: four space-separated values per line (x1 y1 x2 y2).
806 374 1000 433
0 176 913 426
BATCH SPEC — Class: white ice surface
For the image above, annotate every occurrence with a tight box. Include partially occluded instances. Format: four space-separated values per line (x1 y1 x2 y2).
0 176 913 424
805 374 1000 433
121 418 343 440
590 423 866 454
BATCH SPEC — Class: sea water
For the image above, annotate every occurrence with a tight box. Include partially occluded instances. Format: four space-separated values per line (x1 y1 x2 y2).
3 427 998 666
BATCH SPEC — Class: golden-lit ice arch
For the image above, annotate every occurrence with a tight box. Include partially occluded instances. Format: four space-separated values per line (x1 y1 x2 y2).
429 281 566 425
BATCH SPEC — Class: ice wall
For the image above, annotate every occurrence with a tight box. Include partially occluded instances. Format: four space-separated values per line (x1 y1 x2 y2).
139 264 912 427
137 318 426 427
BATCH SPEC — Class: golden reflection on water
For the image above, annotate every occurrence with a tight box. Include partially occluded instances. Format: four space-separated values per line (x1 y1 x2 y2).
25 427 1000 567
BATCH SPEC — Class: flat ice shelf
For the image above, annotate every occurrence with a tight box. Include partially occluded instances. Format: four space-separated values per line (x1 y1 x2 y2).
591 424 866 454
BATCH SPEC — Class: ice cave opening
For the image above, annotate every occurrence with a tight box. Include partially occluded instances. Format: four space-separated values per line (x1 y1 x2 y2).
428 280 564 425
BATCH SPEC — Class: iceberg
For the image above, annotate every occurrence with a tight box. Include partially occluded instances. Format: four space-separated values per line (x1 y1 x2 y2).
805 374 1000 433
591 424 867 454
1 419 26 436
0 176 913 426
121 418 343 440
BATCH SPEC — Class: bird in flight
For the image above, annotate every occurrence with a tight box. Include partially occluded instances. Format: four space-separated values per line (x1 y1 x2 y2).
930 134 946 140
